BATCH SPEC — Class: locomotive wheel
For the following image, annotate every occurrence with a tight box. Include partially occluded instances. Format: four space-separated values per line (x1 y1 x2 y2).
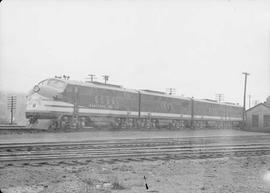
127 118 133 129
175 121 181 129
28 116 38 128
29 116 38 124
151 119 158 129
120 118 126 129
61 116 71 129
139 119 145 129
145 119 151 129
112 118 121 129
169 120 176 130
133 119 139 128
79 117 86 129
49 120 59 130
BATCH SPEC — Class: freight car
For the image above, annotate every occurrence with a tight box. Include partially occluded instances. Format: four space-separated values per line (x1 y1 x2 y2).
26 78 243 129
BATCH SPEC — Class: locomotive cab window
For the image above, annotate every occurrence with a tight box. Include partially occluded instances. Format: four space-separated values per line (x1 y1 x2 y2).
47 79 66 90
38 79 48 87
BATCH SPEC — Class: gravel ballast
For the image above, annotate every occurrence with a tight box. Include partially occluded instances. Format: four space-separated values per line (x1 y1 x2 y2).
1 156 270 193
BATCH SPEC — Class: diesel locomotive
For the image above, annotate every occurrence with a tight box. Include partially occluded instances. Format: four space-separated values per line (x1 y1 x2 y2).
26 78 243 129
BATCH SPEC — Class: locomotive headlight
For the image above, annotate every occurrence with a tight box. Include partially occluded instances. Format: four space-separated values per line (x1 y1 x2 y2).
31 99 42 109
27 94 42 109
33 85 40 93
53 93 63 100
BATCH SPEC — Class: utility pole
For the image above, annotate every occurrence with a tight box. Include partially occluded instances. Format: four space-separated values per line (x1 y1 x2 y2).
7 96 17 125
138 91 141 119
102 75 109 84
191 97 194 129
253 100 259 106
248 94 251 108
242 72 250 122
88 74 96 82
215 93 224 103
167 88 176 95
72 87 79 129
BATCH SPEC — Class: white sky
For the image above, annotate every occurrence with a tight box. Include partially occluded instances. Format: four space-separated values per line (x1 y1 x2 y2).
0 0 269 105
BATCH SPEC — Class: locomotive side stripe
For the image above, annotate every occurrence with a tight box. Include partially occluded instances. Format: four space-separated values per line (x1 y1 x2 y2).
34 104 242 121
44 105 73 108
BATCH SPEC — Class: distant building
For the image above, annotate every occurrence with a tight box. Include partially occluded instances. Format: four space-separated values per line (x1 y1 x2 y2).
246 96 270 130
267 96 270 104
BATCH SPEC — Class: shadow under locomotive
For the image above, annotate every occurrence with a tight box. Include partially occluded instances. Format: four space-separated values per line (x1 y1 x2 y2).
26 78 243 130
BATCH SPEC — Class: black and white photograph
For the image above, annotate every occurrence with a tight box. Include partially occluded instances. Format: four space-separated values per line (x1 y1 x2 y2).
0 0 270 192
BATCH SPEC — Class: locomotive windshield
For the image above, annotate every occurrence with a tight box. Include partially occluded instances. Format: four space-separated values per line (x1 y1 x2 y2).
47 79 66 90
35 79 66 92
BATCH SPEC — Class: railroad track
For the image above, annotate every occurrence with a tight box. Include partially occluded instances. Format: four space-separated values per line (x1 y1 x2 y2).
1 136 270 168
0 125 26 129
0 125 47 133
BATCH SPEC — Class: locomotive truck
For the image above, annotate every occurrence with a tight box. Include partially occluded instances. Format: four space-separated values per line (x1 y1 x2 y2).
26 78 243 129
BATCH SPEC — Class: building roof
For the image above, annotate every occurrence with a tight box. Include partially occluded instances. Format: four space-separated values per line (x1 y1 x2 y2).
246 103 270 112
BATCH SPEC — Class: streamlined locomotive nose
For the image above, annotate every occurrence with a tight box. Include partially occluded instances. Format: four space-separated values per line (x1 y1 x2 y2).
36 85 61 99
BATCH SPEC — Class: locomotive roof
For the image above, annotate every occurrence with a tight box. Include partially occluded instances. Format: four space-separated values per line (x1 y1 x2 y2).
49 78 241 108
56 78 138 93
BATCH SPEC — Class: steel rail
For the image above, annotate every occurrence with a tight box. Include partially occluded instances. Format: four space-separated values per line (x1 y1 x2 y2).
1 147 269 163
1 142 270 164
2 134 270 147
1 135 270 168
1 143 270 156
0 125 26 129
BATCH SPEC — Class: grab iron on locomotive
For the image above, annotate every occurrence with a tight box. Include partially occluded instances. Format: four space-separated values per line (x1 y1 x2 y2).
25 78 243 129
